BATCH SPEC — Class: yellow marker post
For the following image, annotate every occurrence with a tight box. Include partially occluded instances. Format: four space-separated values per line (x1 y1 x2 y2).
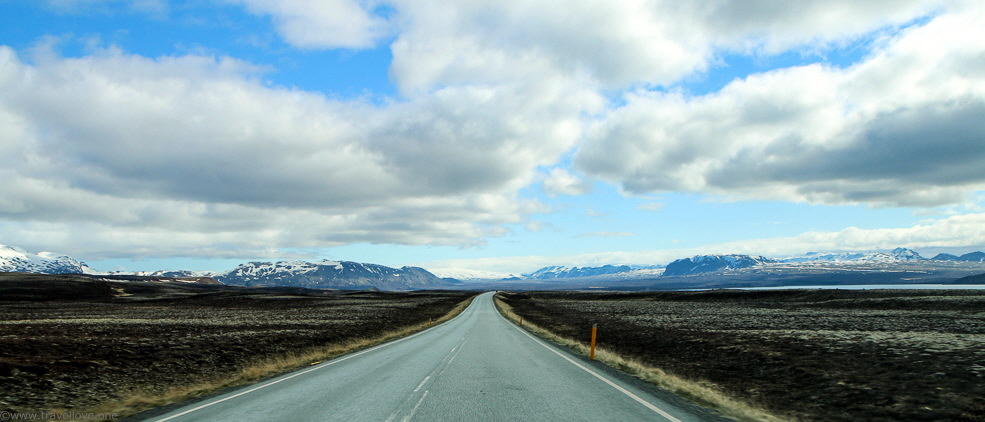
590 324 598 360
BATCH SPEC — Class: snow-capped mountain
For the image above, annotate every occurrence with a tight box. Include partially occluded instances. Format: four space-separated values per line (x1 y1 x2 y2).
782 247 926 263
108 270 221 277
430 264 664 281
216 260 450 290
426 267 518 280
524 264 636 280
0 245 99 275
663 254 776 276
0 244 449 290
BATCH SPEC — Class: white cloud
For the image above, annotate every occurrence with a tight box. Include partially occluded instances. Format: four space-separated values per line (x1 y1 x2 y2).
577 6 985 207
232 0 389 49
709 212 985 257
386 0 944 95
228 0 950 93
0 45 577 258
693 0 943 53
387 0 705 94
637 202 666 211
542 168 592 197
6 0 985 263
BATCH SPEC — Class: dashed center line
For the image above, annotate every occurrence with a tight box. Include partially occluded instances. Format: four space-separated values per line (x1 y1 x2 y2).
386 336 468 422
402 390 430 422
413 376 431 393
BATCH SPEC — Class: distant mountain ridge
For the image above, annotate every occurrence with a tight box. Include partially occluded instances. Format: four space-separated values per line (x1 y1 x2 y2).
1 244 448 290
782 247 926 263
216 260 450 290
0 245 98 275
663 254 776 276
932 252 985 262
426 267 518 280
6 242 985 288
524 264 634 280
116 270 220 278
661 248 935 276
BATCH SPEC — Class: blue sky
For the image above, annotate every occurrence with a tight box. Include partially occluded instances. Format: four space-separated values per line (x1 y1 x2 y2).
2 0 985 275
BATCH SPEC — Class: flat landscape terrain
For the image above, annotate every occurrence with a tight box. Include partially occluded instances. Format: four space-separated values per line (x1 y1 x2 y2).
498 289 985 421
0 273 475 415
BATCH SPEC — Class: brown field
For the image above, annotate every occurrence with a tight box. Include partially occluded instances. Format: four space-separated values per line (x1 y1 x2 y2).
497 289 985 421
0 273 476 416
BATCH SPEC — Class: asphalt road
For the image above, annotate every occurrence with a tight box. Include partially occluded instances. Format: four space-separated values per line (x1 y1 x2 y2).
141 292 726 421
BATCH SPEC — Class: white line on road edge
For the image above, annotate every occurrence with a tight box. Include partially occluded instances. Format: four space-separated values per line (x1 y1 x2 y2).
152 304 474 422
506 320 683 422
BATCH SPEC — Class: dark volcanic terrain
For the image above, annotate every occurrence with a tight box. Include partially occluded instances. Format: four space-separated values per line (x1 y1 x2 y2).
0 273 476 415
498 289 985 421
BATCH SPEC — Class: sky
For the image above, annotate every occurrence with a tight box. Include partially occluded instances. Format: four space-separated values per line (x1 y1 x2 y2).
1 0 985 276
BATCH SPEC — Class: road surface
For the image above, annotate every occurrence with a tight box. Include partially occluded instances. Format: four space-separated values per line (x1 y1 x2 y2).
141 292 727 421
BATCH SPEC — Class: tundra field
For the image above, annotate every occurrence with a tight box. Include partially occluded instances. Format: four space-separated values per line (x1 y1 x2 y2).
0 273 476 417
498 289 985 421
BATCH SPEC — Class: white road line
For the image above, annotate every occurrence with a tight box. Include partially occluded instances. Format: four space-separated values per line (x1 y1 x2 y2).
446 348 461 365
505 318 683 422
402 390 429 422
386 330 471 422
413 376 431 392
446 337 467 366
152 308 469 422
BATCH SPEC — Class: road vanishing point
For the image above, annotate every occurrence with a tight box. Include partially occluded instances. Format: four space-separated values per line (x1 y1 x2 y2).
141 292 727 421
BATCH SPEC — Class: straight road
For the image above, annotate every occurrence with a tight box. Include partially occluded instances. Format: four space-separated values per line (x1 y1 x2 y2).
141 292 726 421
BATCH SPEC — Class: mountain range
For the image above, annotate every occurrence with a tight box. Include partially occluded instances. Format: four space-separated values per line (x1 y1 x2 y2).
216 260 450 290
514 248 945 279
4 243 985 290
931 252 985 262
524 265 634 279
0 244 451 290
663 254 775 276
780 247 926 263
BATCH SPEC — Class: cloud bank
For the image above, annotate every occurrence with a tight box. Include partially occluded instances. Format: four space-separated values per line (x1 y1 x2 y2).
0 46 578 257
578 8 985 207
3 0 984 261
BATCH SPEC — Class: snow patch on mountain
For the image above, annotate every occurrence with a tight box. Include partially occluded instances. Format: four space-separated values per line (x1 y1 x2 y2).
621 267 665 278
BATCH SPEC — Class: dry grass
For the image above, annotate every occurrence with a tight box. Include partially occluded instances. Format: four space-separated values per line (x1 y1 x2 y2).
81 296 476 418
494 296 786 422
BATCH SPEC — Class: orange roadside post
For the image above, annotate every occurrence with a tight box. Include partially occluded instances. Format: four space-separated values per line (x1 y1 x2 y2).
590 323 598 360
